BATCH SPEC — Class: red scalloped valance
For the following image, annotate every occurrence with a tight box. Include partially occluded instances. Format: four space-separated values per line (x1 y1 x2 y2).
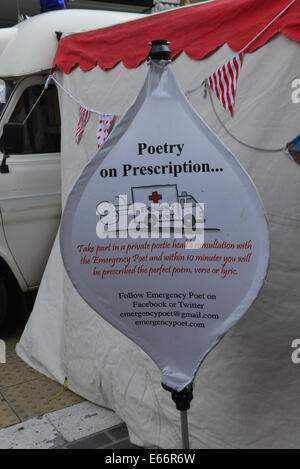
53 0 300 73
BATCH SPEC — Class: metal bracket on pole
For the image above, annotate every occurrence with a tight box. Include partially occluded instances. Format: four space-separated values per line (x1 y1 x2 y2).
162 382 193 449
147 39 172 62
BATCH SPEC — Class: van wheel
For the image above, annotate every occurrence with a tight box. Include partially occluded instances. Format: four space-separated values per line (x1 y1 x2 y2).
0 276 8 328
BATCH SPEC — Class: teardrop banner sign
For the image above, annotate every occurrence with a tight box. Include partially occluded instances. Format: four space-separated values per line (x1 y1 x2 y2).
60 60 269 392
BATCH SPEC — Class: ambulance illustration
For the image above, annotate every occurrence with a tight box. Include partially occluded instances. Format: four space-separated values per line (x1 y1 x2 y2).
96 184 219 233
130 184 200 228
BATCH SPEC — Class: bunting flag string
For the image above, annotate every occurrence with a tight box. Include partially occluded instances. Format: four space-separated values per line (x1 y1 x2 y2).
45 74 117 148
44 59 296 159
185 0 295 117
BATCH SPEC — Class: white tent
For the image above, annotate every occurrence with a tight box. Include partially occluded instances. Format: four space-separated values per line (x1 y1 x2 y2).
17 0 300 448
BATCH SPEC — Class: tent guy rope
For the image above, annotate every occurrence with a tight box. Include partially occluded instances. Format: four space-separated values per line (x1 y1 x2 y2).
207 85 285 153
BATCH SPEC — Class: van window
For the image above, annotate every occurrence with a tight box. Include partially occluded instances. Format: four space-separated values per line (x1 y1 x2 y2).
0 80 16 118
9 84 60 154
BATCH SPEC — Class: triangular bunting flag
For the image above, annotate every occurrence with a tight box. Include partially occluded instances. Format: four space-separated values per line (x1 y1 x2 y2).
75 105 90 144
287 134 300 165
97 114 115 148
208 52 244 117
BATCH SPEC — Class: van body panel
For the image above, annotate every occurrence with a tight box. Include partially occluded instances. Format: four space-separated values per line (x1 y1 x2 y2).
0 9 143 293
0 75 61 288
0 209 27 290
0 9 144 78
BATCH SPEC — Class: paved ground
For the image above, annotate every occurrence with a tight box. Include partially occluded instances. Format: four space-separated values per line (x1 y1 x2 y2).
0 401 141 449
0 312 142 449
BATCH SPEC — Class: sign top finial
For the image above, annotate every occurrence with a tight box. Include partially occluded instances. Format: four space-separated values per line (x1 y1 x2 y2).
147 39 171 61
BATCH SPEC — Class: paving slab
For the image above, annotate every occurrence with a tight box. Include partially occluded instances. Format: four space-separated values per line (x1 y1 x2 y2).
0 397 20 429
0 401 124 449
1 375 84 421
0 416 64 449
46 401 123 442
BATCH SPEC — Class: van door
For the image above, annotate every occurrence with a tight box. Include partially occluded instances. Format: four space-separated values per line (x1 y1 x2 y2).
0 75 61 289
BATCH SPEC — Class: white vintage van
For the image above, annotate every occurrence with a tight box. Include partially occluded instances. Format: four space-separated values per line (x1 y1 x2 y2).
0 8 142 326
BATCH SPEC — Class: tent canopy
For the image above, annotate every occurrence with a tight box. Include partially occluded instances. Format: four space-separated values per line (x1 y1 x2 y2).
53 0 300 73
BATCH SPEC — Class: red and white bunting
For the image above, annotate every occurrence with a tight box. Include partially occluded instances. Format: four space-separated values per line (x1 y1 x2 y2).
208 52 244 117
75 105 90 143
97 114 115 148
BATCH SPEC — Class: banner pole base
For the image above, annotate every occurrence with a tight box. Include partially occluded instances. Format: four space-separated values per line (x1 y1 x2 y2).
162 382 193 450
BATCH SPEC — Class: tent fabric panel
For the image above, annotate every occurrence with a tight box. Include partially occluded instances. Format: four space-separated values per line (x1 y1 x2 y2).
18 35 300 448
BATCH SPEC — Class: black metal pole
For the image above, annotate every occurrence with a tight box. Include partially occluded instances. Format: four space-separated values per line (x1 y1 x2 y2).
181 410 190 449
162 382 193 449
147 39 193 449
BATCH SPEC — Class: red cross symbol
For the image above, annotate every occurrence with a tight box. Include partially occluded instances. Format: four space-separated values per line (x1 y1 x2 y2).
149 191 162 204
